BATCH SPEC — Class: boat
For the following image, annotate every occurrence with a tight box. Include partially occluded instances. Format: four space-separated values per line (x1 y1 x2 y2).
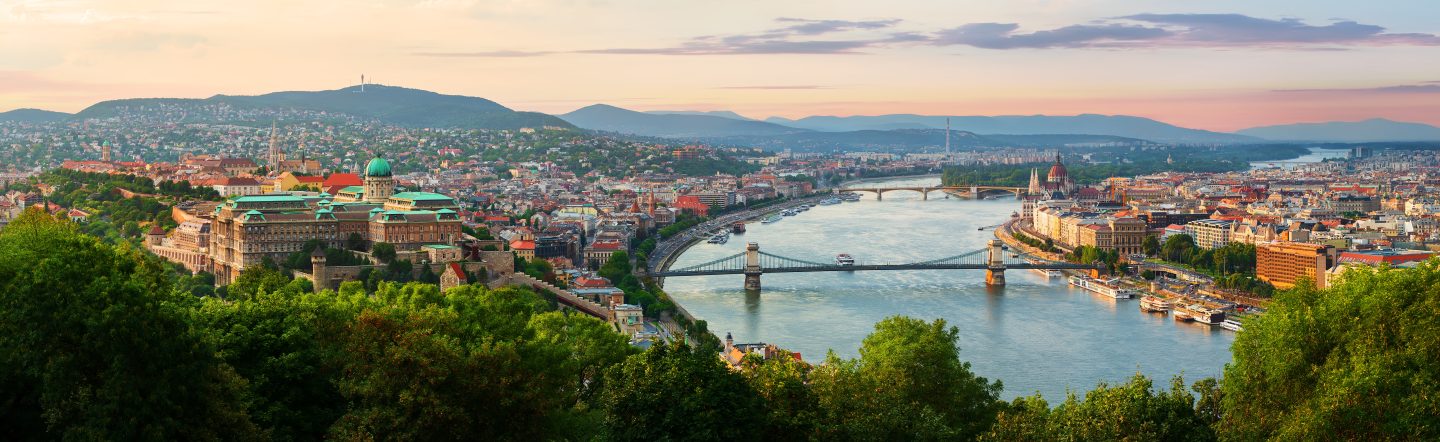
1220 318 1244 332
707 233 729 244
1068 276 1137 299
731 222 746 234
1173 310 1194 322
1030 268 1062 278
818 197 841 205
835 253 855 266
761 215 783 224
781 209 797 216
1175 304 1226 325
1139 295 1173 313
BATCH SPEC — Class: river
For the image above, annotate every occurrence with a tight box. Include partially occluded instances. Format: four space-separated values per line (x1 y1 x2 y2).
663 176 1234 400
1249 147 1351 170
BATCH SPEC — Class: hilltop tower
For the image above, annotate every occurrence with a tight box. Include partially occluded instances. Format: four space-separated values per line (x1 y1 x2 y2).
363 154 395 203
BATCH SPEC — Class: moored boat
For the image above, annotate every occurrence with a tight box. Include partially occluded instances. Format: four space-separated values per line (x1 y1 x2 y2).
1139 295 1173 313
1220 318 1244 332
1068 276 1136 299
761 215 782 224
835 253 855 266
731 222 746 234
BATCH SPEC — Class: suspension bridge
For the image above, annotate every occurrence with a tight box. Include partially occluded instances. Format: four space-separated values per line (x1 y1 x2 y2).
650 240 1105 290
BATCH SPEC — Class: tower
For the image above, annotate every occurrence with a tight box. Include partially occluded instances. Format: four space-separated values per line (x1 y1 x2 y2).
267 121 285 170
1027 168 1042 195
363 154 395 204
310 247 328 291
944 117 951 161
299 143 309 174
101 141 112 162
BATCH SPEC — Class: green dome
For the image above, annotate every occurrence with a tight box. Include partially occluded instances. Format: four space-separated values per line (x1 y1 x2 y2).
365 155 392 177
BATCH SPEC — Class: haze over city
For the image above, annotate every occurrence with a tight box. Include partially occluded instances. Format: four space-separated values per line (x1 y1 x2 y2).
3 0 1439 130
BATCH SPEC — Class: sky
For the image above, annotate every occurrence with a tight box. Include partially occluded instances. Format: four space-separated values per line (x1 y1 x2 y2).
2 0 1438 131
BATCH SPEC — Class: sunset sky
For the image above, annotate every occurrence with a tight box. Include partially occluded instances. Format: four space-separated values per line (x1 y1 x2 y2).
2 0 1438 131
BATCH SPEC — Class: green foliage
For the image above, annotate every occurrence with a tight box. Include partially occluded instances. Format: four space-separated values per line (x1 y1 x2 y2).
370 242 396 263
1012 231 1058 253
1221 263 1440 440
1157 234 1274 295
599 342 766 440
983 374 1216 441
810 316 1003 440
0 208 260 439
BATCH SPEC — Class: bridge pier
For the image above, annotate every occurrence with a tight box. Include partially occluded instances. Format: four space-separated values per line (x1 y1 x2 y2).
985 239 1007 286
875 191 882 201
744 242 762 291
922 187 929 200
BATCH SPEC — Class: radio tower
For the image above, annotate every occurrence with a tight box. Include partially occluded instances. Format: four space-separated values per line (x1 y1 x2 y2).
944 117 951 162
360 74 365 92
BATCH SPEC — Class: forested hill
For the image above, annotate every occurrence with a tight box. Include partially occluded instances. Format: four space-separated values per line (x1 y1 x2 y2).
72 84 573 130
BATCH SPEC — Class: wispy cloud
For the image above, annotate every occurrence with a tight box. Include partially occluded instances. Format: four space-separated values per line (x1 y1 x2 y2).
1274 83 1440 93
934 14 1440 49
415 13 1440 58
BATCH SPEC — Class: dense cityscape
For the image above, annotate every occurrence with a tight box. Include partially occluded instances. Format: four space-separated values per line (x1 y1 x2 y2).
4 0 1440 440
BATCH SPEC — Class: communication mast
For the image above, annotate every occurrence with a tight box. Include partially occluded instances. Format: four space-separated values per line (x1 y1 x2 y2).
360 74 365 92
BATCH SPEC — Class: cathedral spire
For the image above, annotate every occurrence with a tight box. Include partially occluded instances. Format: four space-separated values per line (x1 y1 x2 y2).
267 121 282 170
1028 167 1043 195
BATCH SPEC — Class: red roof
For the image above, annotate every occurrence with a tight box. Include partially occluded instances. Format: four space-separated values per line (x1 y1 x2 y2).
510 240 535 250
447 262 468 282
297 175 325 184
323 173 362 188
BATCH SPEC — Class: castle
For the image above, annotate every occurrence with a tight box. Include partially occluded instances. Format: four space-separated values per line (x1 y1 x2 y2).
194 155 464 285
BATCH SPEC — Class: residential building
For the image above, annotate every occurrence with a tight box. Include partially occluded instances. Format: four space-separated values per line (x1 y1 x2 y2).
1257 242 1331 289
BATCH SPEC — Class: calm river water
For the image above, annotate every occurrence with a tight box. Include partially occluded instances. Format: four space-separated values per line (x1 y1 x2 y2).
664 176 1234 400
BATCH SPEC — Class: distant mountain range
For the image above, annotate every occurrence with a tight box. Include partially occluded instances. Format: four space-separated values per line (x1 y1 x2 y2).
562 104 803 138
1236 119 1440 142
5 85 1439 145
555 103 1255 145
0 108 71 123
72 85 571 130
761 114 1258 144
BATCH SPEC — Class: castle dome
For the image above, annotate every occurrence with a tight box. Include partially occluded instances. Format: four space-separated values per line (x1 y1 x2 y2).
365 155 392 178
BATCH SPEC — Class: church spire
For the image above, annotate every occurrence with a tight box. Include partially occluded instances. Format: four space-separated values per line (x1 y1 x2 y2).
268 121 282 170
1028 167 1042 195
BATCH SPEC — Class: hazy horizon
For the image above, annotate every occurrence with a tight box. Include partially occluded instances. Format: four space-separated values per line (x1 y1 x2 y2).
3 0 1438 131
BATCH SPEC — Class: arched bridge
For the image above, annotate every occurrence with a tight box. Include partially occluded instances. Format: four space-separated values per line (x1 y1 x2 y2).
841 185 1026 200
651 241 1104 290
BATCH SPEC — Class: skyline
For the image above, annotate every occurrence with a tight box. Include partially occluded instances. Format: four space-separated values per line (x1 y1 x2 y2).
2 0 1439 131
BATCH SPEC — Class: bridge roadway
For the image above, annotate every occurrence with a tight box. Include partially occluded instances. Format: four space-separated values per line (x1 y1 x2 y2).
655 262 1099 277
841 185 1026 200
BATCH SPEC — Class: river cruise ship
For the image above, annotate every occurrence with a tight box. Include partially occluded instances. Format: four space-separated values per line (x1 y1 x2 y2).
1068 276 1137 299
1139 295 1173 313
835 253 855 266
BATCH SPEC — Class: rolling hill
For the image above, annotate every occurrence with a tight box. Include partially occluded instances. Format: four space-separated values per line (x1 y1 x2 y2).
73 85 571 130
561 104 806 138
0 108 71 123
1236 118 1440 142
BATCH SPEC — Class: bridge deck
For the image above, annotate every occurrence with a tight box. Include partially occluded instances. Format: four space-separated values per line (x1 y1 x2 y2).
654 262 1098 277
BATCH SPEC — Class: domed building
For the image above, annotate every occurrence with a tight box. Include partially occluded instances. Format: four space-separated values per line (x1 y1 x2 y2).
363 155 395 204
1043 154 1075 197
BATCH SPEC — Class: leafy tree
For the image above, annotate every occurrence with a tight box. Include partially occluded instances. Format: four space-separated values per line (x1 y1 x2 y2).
1221 263 1440 440
599 342 765 441
742 352 820 439
810 316 1002 440
1143 235 1161 256
982 374 1215 441
346 232 367 251
0 208 260 440
598 250 631 283
371 242 396 263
